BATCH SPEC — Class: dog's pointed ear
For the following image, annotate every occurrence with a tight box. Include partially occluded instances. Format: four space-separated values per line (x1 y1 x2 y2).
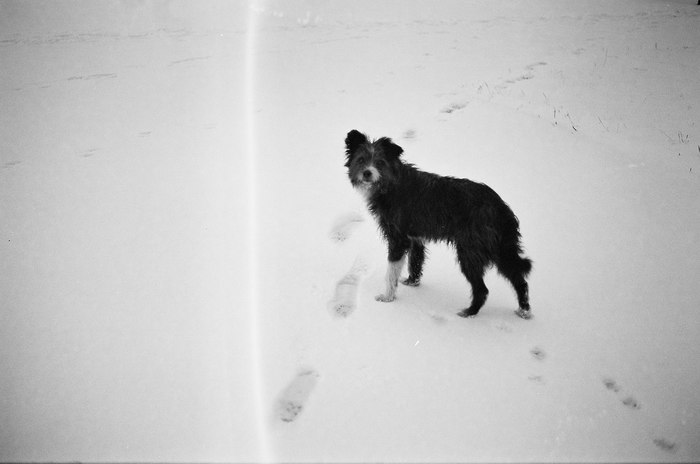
378 137 404 161
345 130 368 157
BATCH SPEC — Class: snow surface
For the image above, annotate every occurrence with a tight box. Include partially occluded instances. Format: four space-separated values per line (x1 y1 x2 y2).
1 0 699 462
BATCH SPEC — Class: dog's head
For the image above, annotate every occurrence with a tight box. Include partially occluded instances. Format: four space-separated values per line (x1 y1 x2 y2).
344 130 404 193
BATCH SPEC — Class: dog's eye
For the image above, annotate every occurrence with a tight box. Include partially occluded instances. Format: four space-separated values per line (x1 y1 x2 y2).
357 156 365 164
376 159 386 167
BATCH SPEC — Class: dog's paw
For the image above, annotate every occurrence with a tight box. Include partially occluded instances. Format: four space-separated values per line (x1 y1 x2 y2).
515 308 532 319
457 309 479 318
375 293 395 303
400 277 420 287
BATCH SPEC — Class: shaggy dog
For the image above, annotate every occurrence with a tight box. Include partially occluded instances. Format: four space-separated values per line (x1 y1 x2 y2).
344 130 533 319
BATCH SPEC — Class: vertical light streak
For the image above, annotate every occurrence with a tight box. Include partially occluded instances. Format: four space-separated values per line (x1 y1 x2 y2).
245 2 273 462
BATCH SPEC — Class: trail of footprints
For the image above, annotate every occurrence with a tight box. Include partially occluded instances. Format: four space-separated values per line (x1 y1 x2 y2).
528 351 676 453
433 64 676 454
439 61 547 118
274 215 367 424
528 346 547 385
287 217 680 453
328 213 368 318
602 377 677 453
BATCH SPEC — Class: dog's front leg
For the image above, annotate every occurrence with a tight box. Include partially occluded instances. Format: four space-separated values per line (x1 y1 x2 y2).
375 242 408 302
375 256 406 302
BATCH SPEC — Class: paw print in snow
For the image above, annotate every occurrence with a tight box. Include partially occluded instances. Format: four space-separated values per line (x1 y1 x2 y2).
275 369 320 423
328 258 368 318
602 377 640 410
530 346 546 361
329 212 364 243
621 396 641 410
653 438 677 453
602 377 620 393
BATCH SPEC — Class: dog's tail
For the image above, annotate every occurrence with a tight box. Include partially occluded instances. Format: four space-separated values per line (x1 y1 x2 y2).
517 255 533 277
498 211 532 277
498 243 533 278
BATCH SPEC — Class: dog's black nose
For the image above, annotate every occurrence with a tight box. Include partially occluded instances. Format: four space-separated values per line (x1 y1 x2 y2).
362 170 373 180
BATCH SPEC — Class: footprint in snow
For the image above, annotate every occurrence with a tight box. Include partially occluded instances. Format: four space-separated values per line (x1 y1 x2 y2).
527 347 546 384
602 377 621 392
80 148 98 158
528 375 546 385
329 212 364 243
621 396 641 409
402 129 417 140
495 61 548 92
602 377 641 410
440 101 468 114
653 437 678 453
530 346 546 361
2 160 22 169
275 369 320 423
525 61 548 71
328 258 368 318
517 62 548 81
428 313 448 325
494 321 514 333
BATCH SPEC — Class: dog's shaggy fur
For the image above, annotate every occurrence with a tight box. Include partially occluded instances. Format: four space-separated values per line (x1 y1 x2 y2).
345 130 533 319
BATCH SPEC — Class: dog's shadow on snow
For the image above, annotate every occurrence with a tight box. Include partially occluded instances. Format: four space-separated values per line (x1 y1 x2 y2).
387 279 521 330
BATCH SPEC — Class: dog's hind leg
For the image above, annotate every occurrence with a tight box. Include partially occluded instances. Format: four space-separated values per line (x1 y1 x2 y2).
455 248 489 318
504 272 531 319
512 277 532 319
497 249 533 319
401 239 425 287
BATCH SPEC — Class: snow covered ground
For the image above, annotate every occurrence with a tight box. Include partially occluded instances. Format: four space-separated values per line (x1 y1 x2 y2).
1 0 699 462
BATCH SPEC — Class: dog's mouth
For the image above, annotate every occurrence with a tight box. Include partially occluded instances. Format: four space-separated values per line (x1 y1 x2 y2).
354 179 378 192
352 178 378 197
353 179 374 191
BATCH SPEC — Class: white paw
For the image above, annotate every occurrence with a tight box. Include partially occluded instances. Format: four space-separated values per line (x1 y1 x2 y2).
515 308 532 319
375 293 395 303
400 278 420 287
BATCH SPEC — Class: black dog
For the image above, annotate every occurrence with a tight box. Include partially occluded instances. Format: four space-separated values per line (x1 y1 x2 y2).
344 130 533 319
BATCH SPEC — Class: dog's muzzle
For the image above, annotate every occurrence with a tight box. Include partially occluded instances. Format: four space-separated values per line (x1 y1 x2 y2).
358 166 380 184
